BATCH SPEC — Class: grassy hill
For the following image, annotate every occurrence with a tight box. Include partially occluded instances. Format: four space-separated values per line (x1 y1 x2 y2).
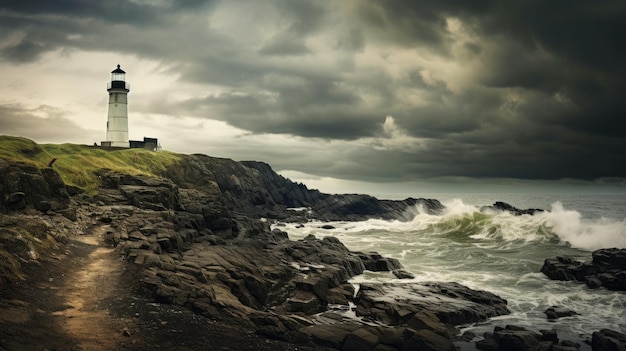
0 135 180 194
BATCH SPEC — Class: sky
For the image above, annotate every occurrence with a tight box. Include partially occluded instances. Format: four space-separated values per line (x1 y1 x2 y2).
1 0 625 195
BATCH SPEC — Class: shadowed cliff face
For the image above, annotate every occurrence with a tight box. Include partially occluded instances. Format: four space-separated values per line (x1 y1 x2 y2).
0 151 440 240
163 155 327 221
161 154 442 223
0 160 70 213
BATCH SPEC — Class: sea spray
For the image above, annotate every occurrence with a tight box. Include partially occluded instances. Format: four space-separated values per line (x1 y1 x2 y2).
544 202 626 250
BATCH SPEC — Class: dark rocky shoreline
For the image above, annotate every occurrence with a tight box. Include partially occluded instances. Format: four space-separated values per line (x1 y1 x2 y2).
541 248 626 291
1 156 625 350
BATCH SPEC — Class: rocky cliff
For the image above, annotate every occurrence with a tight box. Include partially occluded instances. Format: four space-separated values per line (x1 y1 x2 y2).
3 144 623 351
0 149 509 350
159 154 443 223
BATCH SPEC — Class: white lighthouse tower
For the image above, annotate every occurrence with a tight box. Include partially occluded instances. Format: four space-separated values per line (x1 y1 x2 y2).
105 64 130 148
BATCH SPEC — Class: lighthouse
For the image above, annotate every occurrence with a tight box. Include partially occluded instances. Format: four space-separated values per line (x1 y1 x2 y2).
105 64 130 148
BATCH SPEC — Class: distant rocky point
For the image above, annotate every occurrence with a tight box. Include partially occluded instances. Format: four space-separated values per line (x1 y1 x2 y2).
480 201 545 216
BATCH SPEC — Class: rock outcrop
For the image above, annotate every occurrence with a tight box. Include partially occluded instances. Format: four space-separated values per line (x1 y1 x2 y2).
0 160 70 213
163 155 326 222
162 155 442 223
591 329 626 351
355 282 509 326
298 281 510 351
541 248 626 291
480 201 544 216
312 194 444 221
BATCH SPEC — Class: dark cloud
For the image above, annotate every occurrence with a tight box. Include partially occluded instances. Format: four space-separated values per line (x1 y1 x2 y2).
0 0 217 62
0 0 625 182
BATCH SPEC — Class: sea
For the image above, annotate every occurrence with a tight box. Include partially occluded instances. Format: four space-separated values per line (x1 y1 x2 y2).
275 193 626 350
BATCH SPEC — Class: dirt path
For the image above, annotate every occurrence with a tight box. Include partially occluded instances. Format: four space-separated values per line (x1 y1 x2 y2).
51 225 135 350
0 224 143 351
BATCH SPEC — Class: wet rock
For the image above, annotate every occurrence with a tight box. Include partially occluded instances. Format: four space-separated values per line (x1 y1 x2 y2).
545 306 578 320
392 269 415 279
270 228 288 240
541 249 626 291
355 282 509 327
591 329 626 351
312 194 444 221
593 248 626 269
357 252 402 272
481 201 544 216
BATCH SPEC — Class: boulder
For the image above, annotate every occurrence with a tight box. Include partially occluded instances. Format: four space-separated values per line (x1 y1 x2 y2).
541 249 626 291
545 306 578 320
355 282 509 327
358 252 403 272
392 269 415 279
593 248 626 270
591 329 626 351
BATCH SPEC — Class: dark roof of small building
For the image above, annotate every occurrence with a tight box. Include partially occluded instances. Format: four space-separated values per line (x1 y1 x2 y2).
111 64 125 74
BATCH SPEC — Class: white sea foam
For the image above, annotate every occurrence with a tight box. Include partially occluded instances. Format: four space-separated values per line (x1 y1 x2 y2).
279 199 626 251
543 202 626 250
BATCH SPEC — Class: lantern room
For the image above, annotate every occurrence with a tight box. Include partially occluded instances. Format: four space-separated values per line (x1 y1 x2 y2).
108 64 129 91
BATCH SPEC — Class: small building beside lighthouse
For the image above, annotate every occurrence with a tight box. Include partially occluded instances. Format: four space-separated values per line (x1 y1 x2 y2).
104 64 130 148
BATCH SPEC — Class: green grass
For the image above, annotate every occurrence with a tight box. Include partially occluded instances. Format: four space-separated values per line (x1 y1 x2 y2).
0 135 181 194
0 135 52 165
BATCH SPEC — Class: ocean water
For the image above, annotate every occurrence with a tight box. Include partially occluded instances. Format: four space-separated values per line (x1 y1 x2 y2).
275 193 626 349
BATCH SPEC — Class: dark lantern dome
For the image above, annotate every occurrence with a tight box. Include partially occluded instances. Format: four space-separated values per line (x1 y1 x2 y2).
111 64 125 74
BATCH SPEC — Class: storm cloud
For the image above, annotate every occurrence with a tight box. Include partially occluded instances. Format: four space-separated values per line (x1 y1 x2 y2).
0 0 624 185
